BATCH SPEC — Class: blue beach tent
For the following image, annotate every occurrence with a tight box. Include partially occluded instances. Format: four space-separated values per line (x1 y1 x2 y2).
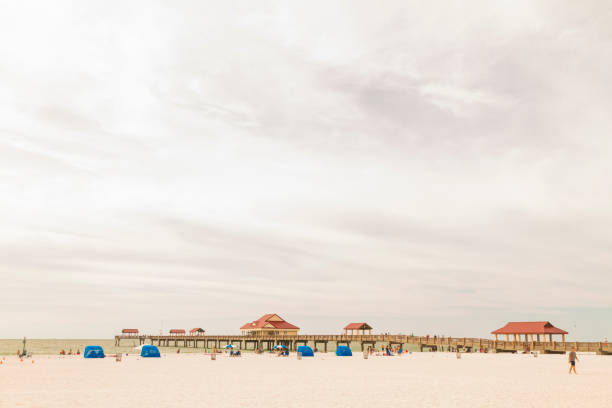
83 345 105 358
140 345 161 358
336 345 352 356
297 345 314 357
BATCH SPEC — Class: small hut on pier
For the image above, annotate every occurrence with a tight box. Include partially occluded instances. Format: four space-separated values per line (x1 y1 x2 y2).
169 329 186 336
122 329 139 336
492 321 568 342
189 328 205 336
240 314 299 336
344 323 372 336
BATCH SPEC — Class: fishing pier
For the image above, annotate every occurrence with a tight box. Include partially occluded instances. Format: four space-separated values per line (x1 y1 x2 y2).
114 333 612 355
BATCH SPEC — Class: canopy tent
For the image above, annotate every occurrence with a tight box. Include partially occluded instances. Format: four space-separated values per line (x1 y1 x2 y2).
273 345 287 349
140 345 161 358
335 345 352 356
83 345 105 359
224 344 234 349
297 345 314 357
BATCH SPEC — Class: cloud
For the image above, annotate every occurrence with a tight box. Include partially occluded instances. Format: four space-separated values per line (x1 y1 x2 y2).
0 0 611 339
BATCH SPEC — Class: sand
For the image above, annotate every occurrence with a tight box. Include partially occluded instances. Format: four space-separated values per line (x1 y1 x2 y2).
1 352 611 407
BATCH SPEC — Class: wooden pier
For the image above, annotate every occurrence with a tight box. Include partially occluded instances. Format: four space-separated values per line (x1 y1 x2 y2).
114 334 612 355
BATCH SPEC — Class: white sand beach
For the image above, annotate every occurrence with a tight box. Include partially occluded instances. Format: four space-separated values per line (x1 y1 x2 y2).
2 352 611 407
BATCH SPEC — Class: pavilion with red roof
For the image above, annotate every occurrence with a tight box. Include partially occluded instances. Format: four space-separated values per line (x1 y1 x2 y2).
344 323 372 336
492 321 568 342
169 329 186 336
121 329 139 336
240 314 299 336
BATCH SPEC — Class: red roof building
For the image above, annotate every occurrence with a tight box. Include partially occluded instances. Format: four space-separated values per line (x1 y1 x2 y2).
240 314 299 336
122 329 139 335
169 329 186 335
344 323 373 335
492 321 568 342
189 328 205 335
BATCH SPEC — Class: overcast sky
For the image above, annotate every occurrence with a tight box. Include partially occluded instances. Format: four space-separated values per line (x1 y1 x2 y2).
1 1 611 339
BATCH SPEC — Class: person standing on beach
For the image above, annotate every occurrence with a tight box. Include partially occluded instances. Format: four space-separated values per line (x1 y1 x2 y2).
568 348 579 374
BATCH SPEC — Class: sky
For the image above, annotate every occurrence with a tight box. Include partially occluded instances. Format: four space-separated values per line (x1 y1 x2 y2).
1 0 611 340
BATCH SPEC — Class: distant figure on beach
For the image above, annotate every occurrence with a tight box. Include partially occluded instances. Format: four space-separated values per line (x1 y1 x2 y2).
605 338 609 346
568 348 579 374
60 349 65 355
177 349 181 354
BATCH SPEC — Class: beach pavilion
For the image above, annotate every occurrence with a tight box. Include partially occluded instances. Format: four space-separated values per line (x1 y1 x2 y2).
240 314 299 336
344 323 372 336
492 321 568 342
189 328 205 336
169 329 186 336
121 329 139 336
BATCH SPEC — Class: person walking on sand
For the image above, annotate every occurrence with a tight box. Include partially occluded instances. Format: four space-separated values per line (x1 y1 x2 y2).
568 347 579 374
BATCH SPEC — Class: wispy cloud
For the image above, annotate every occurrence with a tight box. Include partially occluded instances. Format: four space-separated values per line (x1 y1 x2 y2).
1 0 611 339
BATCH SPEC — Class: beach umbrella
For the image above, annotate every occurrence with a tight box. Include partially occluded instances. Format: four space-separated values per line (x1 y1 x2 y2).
224 344 234 349
273 345 287 349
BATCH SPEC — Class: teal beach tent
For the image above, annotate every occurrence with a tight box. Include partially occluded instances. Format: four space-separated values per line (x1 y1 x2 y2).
83 345 105 358
297 345 314 357
141 345 161 358
336 345 352 356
